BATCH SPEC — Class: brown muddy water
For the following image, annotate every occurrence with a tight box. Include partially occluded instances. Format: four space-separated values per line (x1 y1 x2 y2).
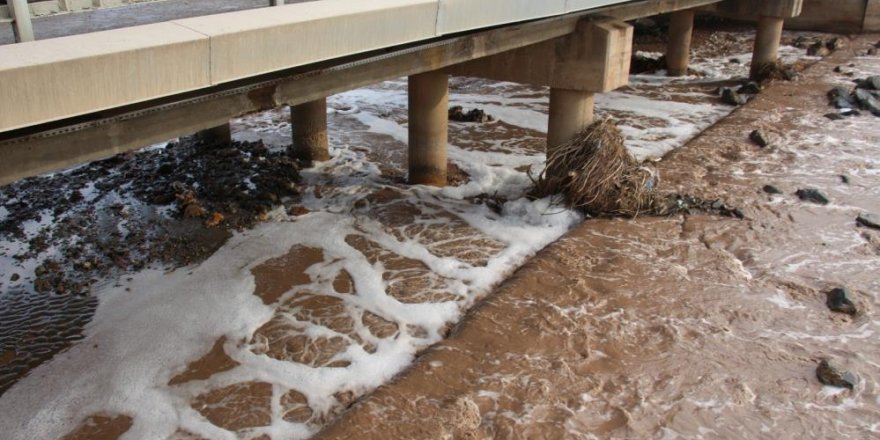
0 28 872 440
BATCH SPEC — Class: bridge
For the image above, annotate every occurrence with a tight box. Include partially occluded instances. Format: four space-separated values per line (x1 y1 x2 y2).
0 0 807 186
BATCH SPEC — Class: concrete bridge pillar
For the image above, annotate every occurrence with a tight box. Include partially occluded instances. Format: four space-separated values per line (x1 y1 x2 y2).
750 15 785 79
290 98 330 163
408 71 449 186
446 19 632 153
197 123 232 145
666 9 695 77
548 89 595 150
9 0 35 42
708 0 803 80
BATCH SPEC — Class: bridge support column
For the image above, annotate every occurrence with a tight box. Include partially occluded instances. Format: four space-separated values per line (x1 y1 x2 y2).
750 15 785 80
446 18 632 153
290 98 330 163
408 71 448 187
197 123 232 145
548 89 595 152
666 9 695 77
9 0 35 43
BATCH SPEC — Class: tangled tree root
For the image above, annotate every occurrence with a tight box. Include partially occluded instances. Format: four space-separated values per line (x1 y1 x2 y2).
532 119 661 217
532 119 747 220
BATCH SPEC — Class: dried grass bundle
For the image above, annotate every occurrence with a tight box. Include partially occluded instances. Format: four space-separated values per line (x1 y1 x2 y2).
533 118 659 217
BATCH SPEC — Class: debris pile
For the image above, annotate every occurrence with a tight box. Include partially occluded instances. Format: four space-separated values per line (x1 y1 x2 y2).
532 119 659 217
826 77 880 117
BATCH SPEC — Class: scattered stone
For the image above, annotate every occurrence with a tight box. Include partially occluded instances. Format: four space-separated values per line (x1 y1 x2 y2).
721 88 747 106
826 287 858 315
289 206 311 217
828 85 852 101
824 113 845 121
729 58 742 64
865 76 880 90
857 212 880 230
807 41 831 57
448 106 494 123
854 89 880 116
763 185 783 195
840 174 851 184
795 188 830 205
10 273 20 282
630 53 667 74
749 129 770 148
868 48 878 56
183 202 207 219
205 212 225 228
816 359 858 389
737 81 762 95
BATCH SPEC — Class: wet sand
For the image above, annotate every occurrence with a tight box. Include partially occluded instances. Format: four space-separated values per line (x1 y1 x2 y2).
314 37 880 439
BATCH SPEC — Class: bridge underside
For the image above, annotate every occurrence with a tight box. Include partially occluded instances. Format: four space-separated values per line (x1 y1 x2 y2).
0 0 804 186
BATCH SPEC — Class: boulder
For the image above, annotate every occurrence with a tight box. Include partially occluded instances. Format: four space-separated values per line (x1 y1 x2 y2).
857 212 880 230
795 189 830 205
816 359 858 390
826 287 857 315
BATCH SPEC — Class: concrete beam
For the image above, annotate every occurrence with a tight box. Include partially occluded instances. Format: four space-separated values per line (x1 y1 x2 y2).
666 9 694 76
447 18 632 93
290 98 330 163
408 71 448 186
712 0 803 19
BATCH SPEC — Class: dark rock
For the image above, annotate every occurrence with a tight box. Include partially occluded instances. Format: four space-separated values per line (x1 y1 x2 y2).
824 113 845 121
857 212 880 230
867 76 880 90
807 42 831 57
826 37 843 51
749 129 770 148
711 200 726 210
834 66 842 73
840 174 851 184
737 82 762 95
854 89 880 116
729 58 742 64
10 273 20 282
763 185 783 195
449 106 494 123
828 86 852 101
832 97 855 109
630 53 667 74
826 287 857 315
817 359 858 389
732 208 745 219
868 48 878 56
795 188 830 205
782 68 799 81
721 88 747 106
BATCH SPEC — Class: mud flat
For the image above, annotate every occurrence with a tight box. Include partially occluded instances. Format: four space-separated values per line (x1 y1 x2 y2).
315 37 880 439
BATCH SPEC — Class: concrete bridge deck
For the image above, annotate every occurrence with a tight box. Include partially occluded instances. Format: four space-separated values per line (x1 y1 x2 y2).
0 0 806 186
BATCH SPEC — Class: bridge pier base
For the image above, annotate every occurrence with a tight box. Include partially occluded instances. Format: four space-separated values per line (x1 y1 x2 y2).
290 98 330 163
408 71 449 187
750 15 785 80
666 9 695 77
197 123 232 145
548 89 595 153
